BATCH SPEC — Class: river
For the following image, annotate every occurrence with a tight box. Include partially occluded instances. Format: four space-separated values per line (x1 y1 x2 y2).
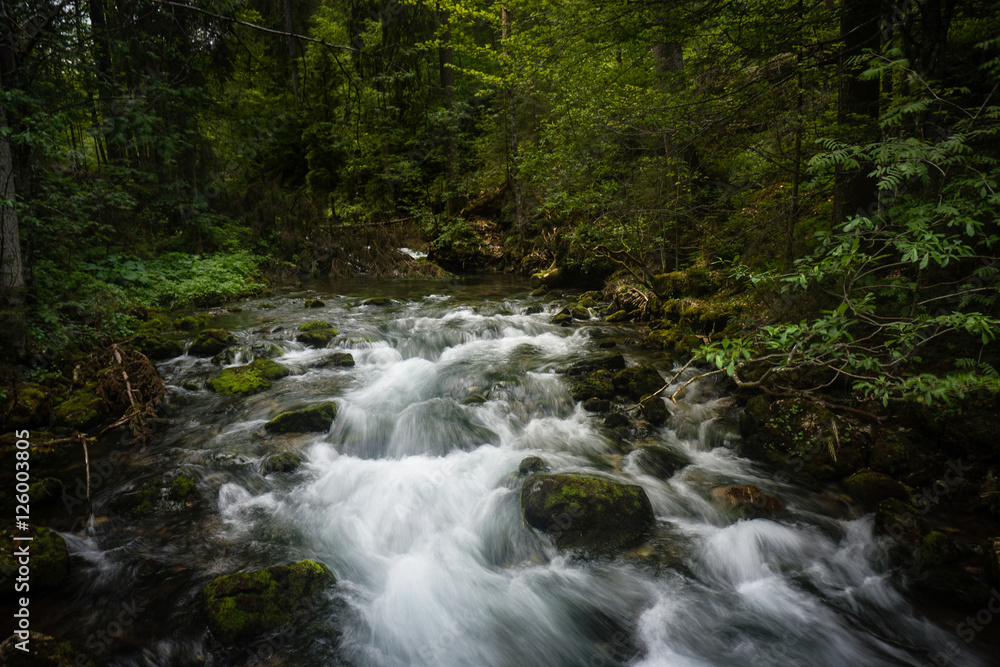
47 276 987 666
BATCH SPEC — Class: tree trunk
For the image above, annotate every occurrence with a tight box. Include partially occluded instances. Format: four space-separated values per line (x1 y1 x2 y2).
652 9 683 272
833 0 882 226
437 4 459 214
502 4 524 243
284 0 300 104
0 68 27 360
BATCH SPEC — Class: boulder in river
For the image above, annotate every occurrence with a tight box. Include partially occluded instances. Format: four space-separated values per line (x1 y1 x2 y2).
131 331 184 360
640 394 670 426
613 365 663 400
201 560 335 644
711 485 785 519
518 456 548 476
315 352 356 368
190 329 238 357
304 298 326 308
570 370 615 401
265 402 337 433
567 353 626 377
296 321 339 347
629 446 689 479
207 359 291 396
263 452 304 474
520 474 655 549
842 470 911 510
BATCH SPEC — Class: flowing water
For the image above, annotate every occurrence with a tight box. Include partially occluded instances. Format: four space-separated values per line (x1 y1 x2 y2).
40 277 990 666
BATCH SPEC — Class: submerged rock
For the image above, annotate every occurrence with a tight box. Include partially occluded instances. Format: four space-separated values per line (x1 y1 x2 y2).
520 474 655 549
518 456 548 476
711 485 785 519
263 452 304 474
629 446 689 479
265 402 337 433
190 329 238 357
201 560 335 644
0 527 69 590
361 297 394 306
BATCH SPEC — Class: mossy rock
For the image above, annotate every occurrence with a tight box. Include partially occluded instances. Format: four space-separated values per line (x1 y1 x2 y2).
111 473 199 516
913 565 994 608
173 313 210 331
738 394 773 438
3 383 52 429
640 394 670 426
316 352 356 368
605 309 630 323
0 527 69 590
570 369 616 401
529 267 564 289
263 452 304 474
265 402 337 433
530 286 549 297
712 485 785 519
741 398 869 480
550 309 573 326
874 498 927 542
28 478 64 505
646 327 681 351
567 354 626 377
842 470 911 510
361 297 393 306
571 306 591 320
0 632 96 666
579 296 598 308
212 341 286 366
190 329 238 357
629 446 689 479
201 560 335 644
131 332 184 360
304 299 326 308
604 412 631 428
52 386 107 430
299 320 336 332
520 474 655 549
296 321 338 348
208 359 291 396
613 365 663 401
582 398 611 412
138 312 172 333
915 531 960 569
673 334 703 356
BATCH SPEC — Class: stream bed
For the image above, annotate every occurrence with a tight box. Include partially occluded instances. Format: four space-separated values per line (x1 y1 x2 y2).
24 277 992 666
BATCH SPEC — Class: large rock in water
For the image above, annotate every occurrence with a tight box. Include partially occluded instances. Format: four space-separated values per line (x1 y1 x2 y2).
190 329 237 356
207 359 291 396
520 474 655 549
265 402 337 433
201 560 335 644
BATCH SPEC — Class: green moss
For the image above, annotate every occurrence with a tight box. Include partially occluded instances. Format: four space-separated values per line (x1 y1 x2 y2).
874 498 926 542
265 402 338 433
201 560 336 644
190 329 238 356
529 268 564 289
4 382 51 429
570 369 616 401
208 359 291 396
0 527 69 589
0 632 95 666
605 309 629 323
29 477 64 504
138 312 172 332
518 456 547 476
173 313 210 331
52 386 107 429
550 312 573 326
916 531 960 569
361 297 393 306
530 286 549 296
131 332 184 360
614 365 663 400
170 474 196 500
298 320 337 332
571 306 591 320
305 298 326 308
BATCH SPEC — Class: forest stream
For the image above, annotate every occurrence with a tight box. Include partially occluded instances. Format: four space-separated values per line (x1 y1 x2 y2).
24 277 992 666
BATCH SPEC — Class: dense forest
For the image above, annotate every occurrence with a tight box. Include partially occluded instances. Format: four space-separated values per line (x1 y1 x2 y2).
3 0 1000 664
